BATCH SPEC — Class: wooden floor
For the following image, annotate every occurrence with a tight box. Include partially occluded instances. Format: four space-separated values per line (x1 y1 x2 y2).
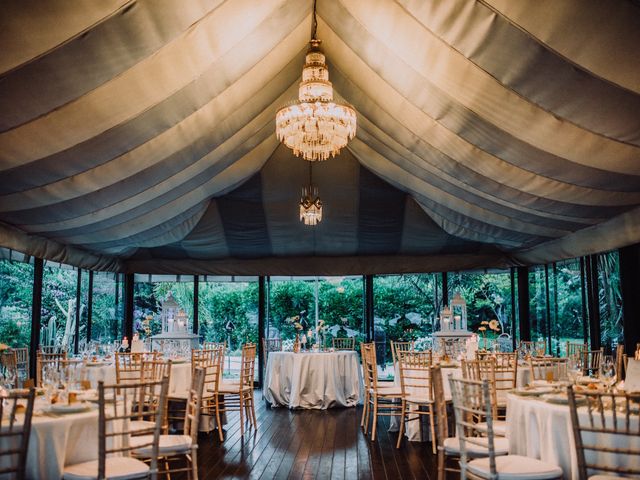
175 391 447 480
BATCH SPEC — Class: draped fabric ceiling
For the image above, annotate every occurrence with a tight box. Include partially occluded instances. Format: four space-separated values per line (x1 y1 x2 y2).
0 0 639 275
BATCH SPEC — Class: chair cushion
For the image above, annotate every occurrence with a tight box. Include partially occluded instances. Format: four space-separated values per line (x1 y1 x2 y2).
477 420 508 437
217 381 251 394
373 386 403 396
131 434 193 456
63 457 149 480
443 436 510 457
467 455 563 479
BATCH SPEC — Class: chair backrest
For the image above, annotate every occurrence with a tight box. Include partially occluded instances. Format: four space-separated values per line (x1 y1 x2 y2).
0 388 35 480
203 341 226 351
36 351 67 387
13 348 29 382
141 359 172 431
191 347 223 395
38 345 59 354
491 353 518 408
361 342 379 391
528 357 567 382
262 338 282 359
449 377 499 478
0 351 19 388
581 349 603 376
397 350 432 401
184 367 206 441
115 352 143 385
568 387 640 478
333 337 355 351
635 342 640 361
390 341 414 365
97 378 167 479
239 343 256 389
360 342 371 391
566 341 587 358
439 338 464 359
431 366 448 443
461 359 498 418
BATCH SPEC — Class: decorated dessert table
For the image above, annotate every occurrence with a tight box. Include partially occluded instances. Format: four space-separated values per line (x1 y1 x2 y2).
263 351 363 409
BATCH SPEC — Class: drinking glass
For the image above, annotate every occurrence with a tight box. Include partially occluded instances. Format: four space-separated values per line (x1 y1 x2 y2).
599 355 616 391
567 356 583 384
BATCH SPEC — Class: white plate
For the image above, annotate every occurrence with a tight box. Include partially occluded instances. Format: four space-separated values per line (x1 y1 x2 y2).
515 386 554 396
48 402 92 414
531 380 562 388
85 361 107 367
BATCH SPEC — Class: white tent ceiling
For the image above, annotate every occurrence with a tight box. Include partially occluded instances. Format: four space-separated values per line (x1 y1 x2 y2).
0 0 639 274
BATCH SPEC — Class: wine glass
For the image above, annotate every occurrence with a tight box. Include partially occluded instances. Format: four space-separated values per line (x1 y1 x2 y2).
599 355 616 391
567 356 583 384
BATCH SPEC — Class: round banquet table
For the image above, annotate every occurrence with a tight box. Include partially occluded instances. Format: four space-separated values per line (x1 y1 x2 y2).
263 351 364 409
506 392 640 480
0 399 102 479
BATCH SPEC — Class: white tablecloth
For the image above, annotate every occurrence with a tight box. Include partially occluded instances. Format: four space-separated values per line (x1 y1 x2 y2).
263 351 363 409
14 400 101 479
84 361 192 396
507 393 640 479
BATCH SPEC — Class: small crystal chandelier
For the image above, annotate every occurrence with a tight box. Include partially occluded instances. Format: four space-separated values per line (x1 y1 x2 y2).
299 163 323 225
276 1 356 161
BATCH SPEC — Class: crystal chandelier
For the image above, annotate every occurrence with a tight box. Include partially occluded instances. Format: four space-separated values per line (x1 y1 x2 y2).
276 3 356 161
299 163 323 225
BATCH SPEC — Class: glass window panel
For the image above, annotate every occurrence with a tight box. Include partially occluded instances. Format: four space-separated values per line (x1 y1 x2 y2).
551 259 585 356
41 263 80 352
373 274 440 380
0 258 33 347
199 279 258 379
91 272 122 342
597 251 623 352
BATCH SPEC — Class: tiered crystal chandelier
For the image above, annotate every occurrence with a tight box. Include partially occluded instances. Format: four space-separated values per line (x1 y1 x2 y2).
299 163 323 225
275 4 356 161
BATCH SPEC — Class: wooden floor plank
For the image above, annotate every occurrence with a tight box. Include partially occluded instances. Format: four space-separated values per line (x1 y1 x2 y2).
174 391 443 479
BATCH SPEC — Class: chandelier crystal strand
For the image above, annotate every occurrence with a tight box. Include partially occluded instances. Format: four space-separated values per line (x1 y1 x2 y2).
299 161 323 225
276 38 357 161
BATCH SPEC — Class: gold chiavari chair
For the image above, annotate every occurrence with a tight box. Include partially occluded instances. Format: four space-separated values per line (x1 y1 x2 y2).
491 352 518 414
0 388 35 480
396 350 435 451
449 377 562 480
137 359 173 434
203 341 226 374
63 378 168 480
332 337 355 351
36 351 67 387
361 342 403 441
461 359 506 435
635 342 640 361
432 366 459 480
581 348 603 376
439 338 465 359
14 348 29 383
115 351 143 385
191 347 224 441
262 337 282 362
215 343 257 439
568 387 640 478
390 340 414 366
133 368 205 479
528 357 567 383
566 341 587 359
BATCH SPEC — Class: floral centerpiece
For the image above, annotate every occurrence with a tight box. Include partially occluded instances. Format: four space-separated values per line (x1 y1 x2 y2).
477 319 501 350
286 315 303 352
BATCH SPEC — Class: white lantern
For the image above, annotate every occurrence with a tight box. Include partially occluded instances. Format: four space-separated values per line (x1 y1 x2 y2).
450 293 468 331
